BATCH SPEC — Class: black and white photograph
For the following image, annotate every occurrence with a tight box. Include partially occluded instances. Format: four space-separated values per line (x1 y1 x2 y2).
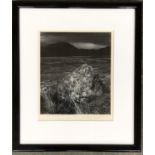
13 1 142 151
40 32 112 115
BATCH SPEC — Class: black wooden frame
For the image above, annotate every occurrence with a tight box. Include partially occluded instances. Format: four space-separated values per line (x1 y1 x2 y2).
13 0 143 152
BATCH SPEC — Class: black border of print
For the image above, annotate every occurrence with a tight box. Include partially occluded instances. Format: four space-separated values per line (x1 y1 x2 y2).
40 32 111 115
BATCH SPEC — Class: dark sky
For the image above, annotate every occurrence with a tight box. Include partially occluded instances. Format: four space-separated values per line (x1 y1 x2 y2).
41 32 111 50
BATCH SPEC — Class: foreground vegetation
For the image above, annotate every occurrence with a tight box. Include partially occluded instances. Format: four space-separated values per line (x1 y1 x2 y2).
41 64 110 114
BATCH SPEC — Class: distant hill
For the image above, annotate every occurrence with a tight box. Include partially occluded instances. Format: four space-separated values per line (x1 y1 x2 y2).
41 42 110 58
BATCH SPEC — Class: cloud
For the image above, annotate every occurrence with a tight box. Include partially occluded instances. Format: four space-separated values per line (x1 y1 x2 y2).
41 35 66 45
70 42 107 50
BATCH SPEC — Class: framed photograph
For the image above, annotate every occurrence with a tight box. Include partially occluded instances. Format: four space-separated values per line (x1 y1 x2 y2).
39 31 113 121
13 0 143 152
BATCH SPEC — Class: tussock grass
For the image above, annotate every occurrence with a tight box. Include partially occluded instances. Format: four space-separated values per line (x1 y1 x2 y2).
41 64 110 114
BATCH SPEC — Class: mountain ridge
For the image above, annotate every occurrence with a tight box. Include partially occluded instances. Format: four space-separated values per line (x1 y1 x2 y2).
41 42 110 58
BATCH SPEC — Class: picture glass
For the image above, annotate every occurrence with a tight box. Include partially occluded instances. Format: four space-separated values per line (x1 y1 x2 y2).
19 8 135 144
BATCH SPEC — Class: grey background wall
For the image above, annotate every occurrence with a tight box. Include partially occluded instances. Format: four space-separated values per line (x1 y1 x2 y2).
13 152 142 155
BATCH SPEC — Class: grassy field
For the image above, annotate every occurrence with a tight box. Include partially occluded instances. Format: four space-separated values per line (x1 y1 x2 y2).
41 56 111 114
